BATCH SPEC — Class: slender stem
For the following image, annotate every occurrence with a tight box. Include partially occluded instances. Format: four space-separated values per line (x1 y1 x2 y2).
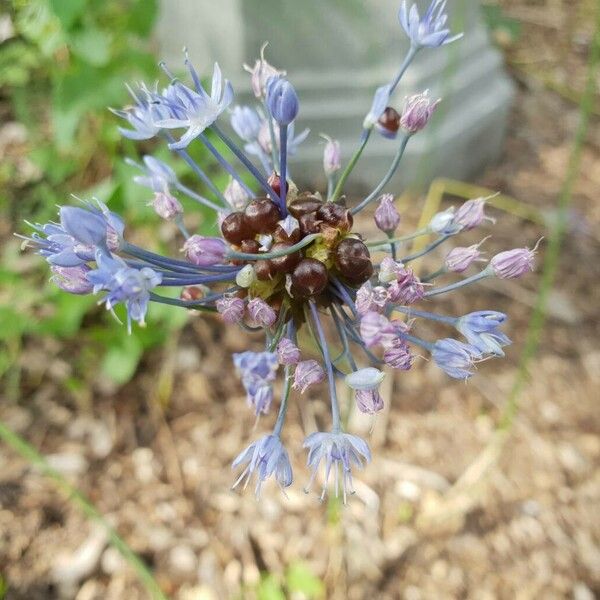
391 305 457 325
390 45 418 94
263 101 281 171
273 364 292 436
366 227 429 248
211 124 279 203
159 271 239 285
422 266 447 283
309 300 341 432
330 129 371 203
400 234 453 263
330 306 357 371
388 232 398 261
279 124 288 217
149 292 219 311
399 331 435 352
424 268 492 298
326 174 337 201
174 182 224 213
175 214 190 238
0 421 167 600
351 134 411 215
227 233 320 261
329 278 357 316
198 132 255 196
162 131 228 205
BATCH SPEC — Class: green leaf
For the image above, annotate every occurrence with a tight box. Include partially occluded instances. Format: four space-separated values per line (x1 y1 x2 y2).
126 0 158 37
257 575 285 600
101 334 144 384
48 0 88 30
69 28 112 67
286 563 324 599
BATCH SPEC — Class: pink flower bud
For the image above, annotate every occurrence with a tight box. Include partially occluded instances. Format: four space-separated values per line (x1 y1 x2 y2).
292 360 325 394
322 136 341 176
183 235 228 266
223 178 250 210
216 295 245 324
383 338 413 370
374 194 401 233
355 389 384 414
243 43 286 99
454 197 495 231
378 257 403 284
387 266 424 304
356 282 389 315
247 297 277 328
277 337 301 365
359 311 396 348
445 244 483 273
50 265 93 295
150 191 183 220
490 243 538 279
400 90 440 134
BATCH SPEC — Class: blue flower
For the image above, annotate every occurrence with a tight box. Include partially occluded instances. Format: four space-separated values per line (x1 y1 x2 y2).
399 0 463 49
432 338 481 380
155 63 234 150
363 84 392 129
266 77 299 126
233 351 279 415
456 311 511 356
111 84 172 141
230 105 263 142
87 252 162 332
128 156 178 193
303 431 371 502
232 434 293 497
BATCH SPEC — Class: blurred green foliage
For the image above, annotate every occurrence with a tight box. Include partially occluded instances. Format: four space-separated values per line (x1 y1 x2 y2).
0 1 223 394
252 562 325 600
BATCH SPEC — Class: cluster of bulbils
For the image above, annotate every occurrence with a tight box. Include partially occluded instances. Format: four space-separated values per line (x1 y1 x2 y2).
21 0 537 502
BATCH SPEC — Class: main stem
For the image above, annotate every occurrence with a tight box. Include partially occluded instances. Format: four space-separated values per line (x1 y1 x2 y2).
279 124 289 217
330 129 371 203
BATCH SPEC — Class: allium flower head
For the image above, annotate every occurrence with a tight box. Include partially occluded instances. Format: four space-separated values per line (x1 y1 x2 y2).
303 432 371 502
232 434 293 497
399 0 464 49
400 90 440 134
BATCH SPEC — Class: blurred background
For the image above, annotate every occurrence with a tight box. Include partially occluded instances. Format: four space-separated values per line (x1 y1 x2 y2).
0 1 599 599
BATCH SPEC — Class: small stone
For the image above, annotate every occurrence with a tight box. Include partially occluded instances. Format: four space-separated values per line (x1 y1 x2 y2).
169 544 198 576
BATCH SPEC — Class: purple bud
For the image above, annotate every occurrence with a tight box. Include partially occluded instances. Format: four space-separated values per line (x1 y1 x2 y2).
355 282 389 315
383 338 413 370
400 91 440 134
230 105 262 141
292 360 326 394
490 245 537 279
223 178 250 210
150 191 183 220
243 44 286 99
387 267 424 304
355 389 384 414
247 297 277 328
50 265 93 295
454 198 494 231
216 295 245 324
359 311 397 348
183 235 228 266
276 337 301 365
266 77 299 125
374 194 401 234
322 136 341 176
432 338 481 380
445 243 485 273
378 257 403 284
59 206 107 247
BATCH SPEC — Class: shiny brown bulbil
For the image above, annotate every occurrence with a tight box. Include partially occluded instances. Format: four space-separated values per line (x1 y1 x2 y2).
220 190 374 307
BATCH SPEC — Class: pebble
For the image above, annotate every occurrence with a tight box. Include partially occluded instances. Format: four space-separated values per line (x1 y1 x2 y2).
169 544 198 576
45 452 88 477
573 583 595 600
